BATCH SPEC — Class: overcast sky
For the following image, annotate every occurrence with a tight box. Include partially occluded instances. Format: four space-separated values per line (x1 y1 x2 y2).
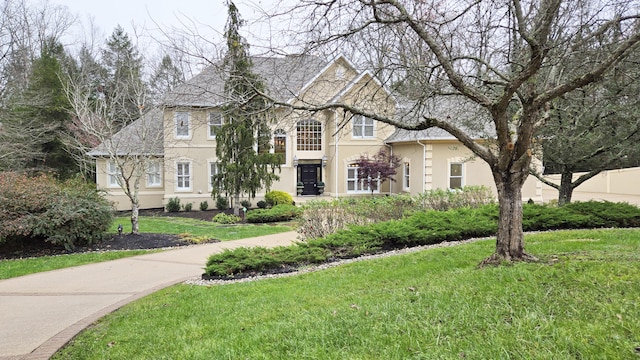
49 0 278 53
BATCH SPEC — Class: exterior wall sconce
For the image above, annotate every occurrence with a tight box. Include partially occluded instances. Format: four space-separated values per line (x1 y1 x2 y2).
293 155 298 167
322 155 328 167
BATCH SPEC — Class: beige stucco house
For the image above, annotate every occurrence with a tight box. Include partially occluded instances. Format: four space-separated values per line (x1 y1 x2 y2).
91 54 542 211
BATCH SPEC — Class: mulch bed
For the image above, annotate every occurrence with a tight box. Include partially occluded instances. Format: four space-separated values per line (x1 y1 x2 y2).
0 209 228 260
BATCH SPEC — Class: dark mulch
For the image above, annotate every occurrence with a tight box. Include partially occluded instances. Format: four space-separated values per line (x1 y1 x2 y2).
0 209 229 260
0 233 200 260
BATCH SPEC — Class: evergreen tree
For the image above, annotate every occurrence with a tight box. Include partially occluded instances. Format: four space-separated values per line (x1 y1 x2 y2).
211 1 281 215
23 39 79 178
101 26 146 127
149 54 184 104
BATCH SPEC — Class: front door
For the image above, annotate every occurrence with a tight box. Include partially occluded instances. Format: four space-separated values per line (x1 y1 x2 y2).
299 164 320 195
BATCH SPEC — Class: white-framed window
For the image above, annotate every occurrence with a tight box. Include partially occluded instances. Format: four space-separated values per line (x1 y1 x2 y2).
107 161 122 187
209 162 223 191
176 162 191 191
346 164 380 194
403 162 410 190
297 119 322 151
449 163 464 189
352 115 374 138
208 111 223 138
146 161 162 187
175 111 190 138
274 129 287 164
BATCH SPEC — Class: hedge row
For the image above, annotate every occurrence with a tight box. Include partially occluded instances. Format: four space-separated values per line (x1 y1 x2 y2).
204 201 640 277
246 204 302 223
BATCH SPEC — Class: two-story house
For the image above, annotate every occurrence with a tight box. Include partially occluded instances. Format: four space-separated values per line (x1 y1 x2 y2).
91 54 541 211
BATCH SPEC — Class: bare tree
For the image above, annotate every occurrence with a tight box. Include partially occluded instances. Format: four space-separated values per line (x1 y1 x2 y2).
63 47 160 235
263 0 640 263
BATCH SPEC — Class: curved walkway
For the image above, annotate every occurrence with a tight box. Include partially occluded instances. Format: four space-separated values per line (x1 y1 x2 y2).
0 232 298 360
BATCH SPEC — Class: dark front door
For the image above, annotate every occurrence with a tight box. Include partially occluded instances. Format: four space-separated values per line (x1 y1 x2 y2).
299 164 319 195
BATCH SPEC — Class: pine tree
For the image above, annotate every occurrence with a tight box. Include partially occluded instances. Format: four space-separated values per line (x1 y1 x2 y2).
101 26 146 127
211 1 281 215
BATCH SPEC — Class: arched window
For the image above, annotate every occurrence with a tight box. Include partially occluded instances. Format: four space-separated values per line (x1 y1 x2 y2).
274 129 287 164
296 119 322 151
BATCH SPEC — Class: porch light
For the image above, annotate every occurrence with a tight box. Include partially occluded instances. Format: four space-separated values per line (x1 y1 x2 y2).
293 155 298 167
322 155 328 167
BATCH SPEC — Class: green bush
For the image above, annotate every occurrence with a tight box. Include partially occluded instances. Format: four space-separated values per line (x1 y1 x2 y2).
216 196 229 210
564 201 640 228
182 202 193 212
0 173 113 250
205 245 330 277
240 200 252 209
264 190 294 207
212 213 241 224
256 200 268 209
246 204 302 223
199 201 209 211
204 201 640 277
165 197 181 212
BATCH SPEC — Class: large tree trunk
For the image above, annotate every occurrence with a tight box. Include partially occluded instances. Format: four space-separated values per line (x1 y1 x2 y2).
558 171 574 206
131 202 139 235
482 168 537 265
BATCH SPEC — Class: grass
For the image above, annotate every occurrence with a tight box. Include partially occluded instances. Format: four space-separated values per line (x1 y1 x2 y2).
0 217 293 280
0 250 153 280
110 216 293 240
54 228 640 359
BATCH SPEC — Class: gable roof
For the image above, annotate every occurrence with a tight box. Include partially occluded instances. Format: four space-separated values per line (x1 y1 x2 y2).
163 55 329 107
87 107 164 157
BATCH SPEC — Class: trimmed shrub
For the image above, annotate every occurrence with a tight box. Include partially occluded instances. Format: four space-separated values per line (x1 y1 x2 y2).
182 202 193 212
165 197 181 212
0 172 113 250
205 245 330 277
246 204 302 223
264 190 294 207
240 200 252 209
256 200 268 209
204 200 640 277
216 196 229 210
199 201 209 211
212 213 241 224
563 201 640 228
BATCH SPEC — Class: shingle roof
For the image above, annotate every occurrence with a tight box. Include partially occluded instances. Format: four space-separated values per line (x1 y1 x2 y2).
385 96 495 143
87 107 164 157
163 55 329 107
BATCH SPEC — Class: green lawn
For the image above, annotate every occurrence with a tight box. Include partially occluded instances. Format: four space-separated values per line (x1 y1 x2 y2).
0 251 154 280
54 228 640 359
111 216 293 240
0 216 293 280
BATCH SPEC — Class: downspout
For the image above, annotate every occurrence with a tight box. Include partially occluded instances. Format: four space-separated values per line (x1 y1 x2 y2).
417 140 426 193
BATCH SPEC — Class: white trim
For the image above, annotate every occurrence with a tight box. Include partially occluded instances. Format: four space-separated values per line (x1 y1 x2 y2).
207 111 223 139
208 161 223 192
146 160 163 188
174 111 191 139
403 162 411 191
286 54 359 104
106 161 122 188
175 161 192 192
346 164 380 194
449 162 464 189
351 115 375 139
